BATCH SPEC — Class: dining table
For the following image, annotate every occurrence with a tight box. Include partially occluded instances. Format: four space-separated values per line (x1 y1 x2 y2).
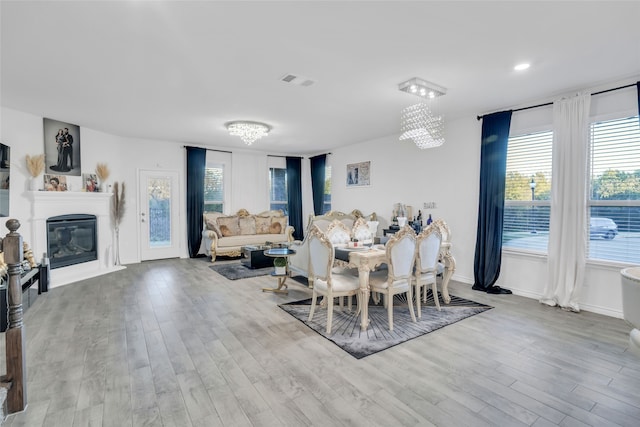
334 243 456 331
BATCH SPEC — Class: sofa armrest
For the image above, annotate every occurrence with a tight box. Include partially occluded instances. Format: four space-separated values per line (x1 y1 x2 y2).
285 226 295 242
203 230 218 240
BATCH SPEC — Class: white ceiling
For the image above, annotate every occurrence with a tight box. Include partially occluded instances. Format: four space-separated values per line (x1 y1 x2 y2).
2 1 640 155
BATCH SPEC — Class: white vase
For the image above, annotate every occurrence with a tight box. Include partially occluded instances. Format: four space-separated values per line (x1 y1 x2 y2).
29 177 39 191
100 181 108 193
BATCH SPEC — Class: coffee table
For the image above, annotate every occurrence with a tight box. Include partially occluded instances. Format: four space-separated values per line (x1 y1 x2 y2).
241 245 272 269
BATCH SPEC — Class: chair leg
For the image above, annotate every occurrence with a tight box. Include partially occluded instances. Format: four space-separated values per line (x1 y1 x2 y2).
308 291 318 322
347 295 352 311
387 292 394 331
432 282 441 311
326 295 334 334
407 286 417 323
415 283 422 318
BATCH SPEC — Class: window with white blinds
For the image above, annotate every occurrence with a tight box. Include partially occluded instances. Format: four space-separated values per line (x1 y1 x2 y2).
204 164 224 213
588 115 640 264
269 167 288 214
502 130 553 253
323 165 332 213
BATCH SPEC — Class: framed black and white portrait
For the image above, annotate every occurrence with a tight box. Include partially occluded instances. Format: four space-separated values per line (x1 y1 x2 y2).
43 118 81 176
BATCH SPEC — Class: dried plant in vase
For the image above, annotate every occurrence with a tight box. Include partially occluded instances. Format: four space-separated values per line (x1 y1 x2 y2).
95 162 110 192
26 154 45 177
26 154 45 190
111 181 126 265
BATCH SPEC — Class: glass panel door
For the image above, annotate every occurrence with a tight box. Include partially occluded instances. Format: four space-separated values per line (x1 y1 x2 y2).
139 170 180 261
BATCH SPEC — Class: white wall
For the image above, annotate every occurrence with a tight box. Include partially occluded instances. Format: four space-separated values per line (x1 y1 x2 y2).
1 107 271 267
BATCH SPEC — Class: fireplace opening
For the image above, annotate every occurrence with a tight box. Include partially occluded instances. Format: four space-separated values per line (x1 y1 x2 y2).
47 214 98 269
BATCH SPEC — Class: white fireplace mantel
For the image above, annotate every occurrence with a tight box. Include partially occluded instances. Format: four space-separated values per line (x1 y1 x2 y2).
28 191 125 288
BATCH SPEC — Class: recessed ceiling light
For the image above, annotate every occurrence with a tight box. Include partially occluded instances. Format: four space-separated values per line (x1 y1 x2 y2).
514 63 530 71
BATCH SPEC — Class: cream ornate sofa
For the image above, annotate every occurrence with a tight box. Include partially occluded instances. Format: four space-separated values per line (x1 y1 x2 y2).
202 209 294 261
289 210 377 279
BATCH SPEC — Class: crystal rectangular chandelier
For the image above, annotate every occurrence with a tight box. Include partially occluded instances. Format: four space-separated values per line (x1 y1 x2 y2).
399 103 444 149
398 78 446 149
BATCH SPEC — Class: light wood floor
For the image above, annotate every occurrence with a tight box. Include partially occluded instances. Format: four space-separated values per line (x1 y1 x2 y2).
2 257 640 427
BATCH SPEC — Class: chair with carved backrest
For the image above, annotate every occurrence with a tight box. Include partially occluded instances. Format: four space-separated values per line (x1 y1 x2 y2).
415 224 443 317
430 218 456 304
307 225 360 334
368 225 417 331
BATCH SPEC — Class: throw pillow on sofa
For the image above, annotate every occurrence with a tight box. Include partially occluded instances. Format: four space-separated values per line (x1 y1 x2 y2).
270 216 288 234
255 216 271 234
204 213 224 238
217 216 240 237
239 216 257 235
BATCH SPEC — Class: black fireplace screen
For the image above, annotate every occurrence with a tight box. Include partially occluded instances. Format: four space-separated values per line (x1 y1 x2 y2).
47 214 97 269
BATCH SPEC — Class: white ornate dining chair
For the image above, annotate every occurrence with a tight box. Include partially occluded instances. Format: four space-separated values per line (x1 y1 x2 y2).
351 217 373 243
324 219 351 247
369 225 417 331
430 218 447 272
307 225 360 334
415 224 443 317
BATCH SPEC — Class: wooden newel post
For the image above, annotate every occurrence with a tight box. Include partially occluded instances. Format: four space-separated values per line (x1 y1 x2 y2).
3 219 27 413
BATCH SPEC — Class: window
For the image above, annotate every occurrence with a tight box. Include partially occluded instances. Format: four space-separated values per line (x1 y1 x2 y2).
502 130 553 253
588 115 640 264
323 165 332 213
204 164 224 213
269 167 288 214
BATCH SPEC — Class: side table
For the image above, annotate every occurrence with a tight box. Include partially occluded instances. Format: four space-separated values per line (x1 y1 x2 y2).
262 247 296 294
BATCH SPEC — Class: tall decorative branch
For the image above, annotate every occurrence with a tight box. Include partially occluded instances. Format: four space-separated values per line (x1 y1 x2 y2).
111 181 126 265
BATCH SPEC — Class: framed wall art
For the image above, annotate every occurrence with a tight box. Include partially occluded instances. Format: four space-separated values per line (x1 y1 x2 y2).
43 118 81 176
346 161 370 187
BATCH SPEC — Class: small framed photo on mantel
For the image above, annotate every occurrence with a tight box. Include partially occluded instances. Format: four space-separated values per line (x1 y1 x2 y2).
43 174 68 191
346 161 370 188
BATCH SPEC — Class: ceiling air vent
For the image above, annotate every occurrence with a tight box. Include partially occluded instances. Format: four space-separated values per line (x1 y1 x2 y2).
279 73 316 87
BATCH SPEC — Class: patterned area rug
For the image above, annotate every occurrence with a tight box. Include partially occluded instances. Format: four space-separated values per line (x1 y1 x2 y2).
279 290 492 359
209 263 273 280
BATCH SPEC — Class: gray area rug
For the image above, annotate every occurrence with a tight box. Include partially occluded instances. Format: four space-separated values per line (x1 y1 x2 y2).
209 263 273 280
280 290 492 359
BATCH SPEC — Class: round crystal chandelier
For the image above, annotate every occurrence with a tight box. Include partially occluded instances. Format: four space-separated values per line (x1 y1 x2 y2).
225 121 271 145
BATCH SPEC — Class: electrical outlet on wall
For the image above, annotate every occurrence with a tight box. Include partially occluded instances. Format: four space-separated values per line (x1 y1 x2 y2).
423 202 437 209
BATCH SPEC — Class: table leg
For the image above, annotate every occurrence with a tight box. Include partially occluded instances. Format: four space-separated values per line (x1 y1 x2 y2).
358 266 371 331
262 274 289 293
440 253 456 304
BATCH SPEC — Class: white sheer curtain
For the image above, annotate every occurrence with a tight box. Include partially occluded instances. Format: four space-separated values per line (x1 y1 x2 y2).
540 92 591 312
